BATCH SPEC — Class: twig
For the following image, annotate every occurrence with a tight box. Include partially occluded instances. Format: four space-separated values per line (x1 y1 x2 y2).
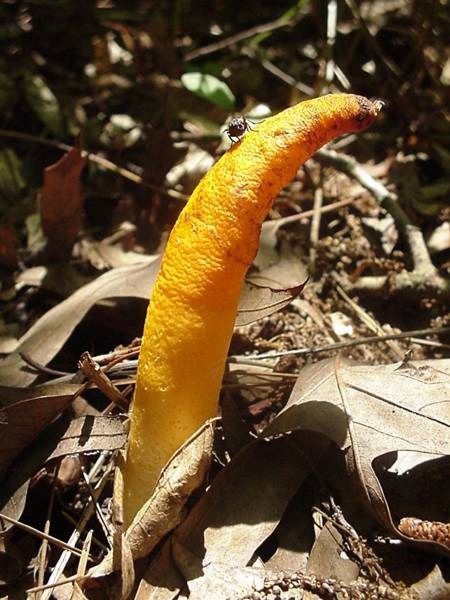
79 352 128 410
184 15 293 62
19 352 71 377
315 148 450 298
40 454 113 600
71 530 93 598
230 326 450 360
336 283 404 360
315 148 412 235
0 129 187 202
94 339 141 367
27 574 83 595
343 0 401 77
224 370 298 381
309 170 324 275
245 50 314 96
62 511 108 553
36 464 59 598
322 0 338 93
80 466 112 547
0 512 88 559
262 197 358 239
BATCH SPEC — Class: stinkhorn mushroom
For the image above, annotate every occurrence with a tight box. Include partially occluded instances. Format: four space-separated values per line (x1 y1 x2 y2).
123 94 382 524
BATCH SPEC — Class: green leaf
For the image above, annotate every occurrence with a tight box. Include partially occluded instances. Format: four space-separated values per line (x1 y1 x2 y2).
23 73 64 136
181 72 235 110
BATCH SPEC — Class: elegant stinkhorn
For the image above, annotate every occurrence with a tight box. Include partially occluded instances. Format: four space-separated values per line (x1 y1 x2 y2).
123 94 382 524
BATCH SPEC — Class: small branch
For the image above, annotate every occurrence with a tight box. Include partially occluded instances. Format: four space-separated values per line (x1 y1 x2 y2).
315 148 412 235
230 326 450 361
19 353 71 377
40 455 113 600
342 269 450 298
258 56 315 96
315 148 450 298
309 170 324 275
0 512 89 559
262 197 359 242
321 0 338 93
336 283 404 360
36 464 58 598
78 352 129 410
0 129 187 202
80 466 112 547
184 15 292 62
27 574 84 595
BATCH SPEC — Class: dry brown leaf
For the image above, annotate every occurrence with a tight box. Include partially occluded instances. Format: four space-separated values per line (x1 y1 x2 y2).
0 405 125 532
135 538 184 600
0 480 29 533
45 415 127 462
171 432 329 596
409 565 450 599
304 522 359 600
0 536 23 586
0 224 19 269
0 382 80 475
41 147 86 259
187 562 266 600
263 483 315 574
235 279 308 327
0 257 160 387
87 421 214 580
265 357 450 552
252 239 308 289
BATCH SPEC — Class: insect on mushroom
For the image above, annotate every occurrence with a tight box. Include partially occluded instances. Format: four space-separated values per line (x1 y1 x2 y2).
226 114 253 143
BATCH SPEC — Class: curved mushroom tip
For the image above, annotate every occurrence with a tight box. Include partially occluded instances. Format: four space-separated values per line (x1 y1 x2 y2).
372 98 386 114
353 95 385 130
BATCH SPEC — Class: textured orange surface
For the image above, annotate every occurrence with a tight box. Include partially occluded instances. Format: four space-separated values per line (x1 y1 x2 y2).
123 94 381 524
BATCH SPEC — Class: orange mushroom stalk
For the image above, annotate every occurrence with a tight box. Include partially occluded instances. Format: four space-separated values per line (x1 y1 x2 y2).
123 94 382 525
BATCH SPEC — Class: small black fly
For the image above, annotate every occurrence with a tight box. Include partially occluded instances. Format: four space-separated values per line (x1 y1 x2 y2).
226 115 253 143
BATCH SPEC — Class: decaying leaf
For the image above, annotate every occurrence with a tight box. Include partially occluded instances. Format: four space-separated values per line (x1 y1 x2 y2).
265 357 450 552
410 565 450 600
0 537 23 586
252 239 308 289
0 480 29 534
0 252 301 390
186 562 266 600
0 415 120 536
0 224 19 269
44 415 127 462
135 538 184 600
235 279 308 327
263 482 315 574
171 432 330 595
0 382 80 475
41 147 86 259
87 421 214 581
80 238 151 271
0 257 160 387
304 521 359 600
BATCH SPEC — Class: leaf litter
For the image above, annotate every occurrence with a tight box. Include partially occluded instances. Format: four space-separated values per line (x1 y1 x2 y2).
41 147 86 261
1 4 450 597
1 278 448 597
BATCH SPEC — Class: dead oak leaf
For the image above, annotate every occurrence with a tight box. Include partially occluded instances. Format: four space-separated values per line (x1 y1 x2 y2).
265 357 450 552
0 257 160 387
0 381 80 476
41 147 86 260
